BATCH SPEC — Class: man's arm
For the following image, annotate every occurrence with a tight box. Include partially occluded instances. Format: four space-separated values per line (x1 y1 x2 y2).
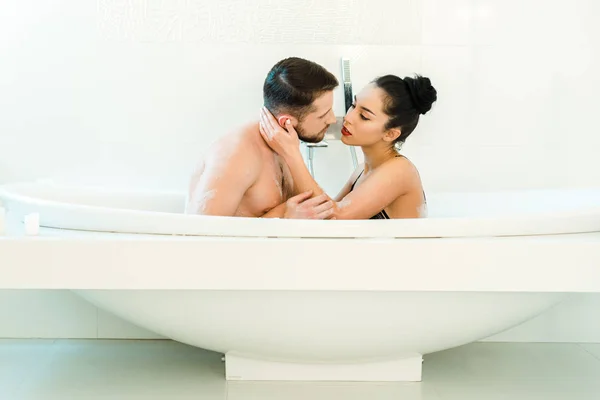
186 144 261 216
261 202 286 218
262 191 334 219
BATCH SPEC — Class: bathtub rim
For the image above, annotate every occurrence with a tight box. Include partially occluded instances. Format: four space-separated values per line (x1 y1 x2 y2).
1 181 600 238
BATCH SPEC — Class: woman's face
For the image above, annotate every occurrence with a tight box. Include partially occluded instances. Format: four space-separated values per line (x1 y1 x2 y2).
341 83 398 147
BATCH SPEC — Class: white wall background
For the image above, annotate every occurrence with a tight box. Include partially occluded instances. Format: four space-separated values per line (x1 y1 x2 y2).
1 0 599 341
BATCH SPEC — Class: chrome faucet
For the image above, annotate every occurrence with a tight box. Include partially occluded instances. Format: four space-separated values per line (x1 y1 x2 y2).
304 140 329 177
303 58 359 177
341 58 360 171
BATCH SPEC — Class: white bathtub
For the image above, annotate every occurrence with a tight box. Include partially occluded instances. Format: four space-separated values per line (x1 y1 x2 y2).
0 181 599 382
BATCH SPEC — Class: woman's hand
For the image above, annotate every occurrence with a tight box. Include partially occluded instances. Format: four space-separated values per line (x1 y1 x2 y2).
284 190 335 219
259 107 301 161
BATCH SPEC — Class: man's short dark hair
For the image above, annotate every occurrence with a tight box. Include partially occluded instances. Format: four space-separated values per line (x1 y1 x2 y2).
263 57 339 120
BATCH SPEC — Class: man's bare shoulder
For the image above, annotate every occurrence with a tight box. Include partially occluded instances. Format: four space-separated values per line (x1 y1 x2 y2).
203 121 263 162
185 122 268 216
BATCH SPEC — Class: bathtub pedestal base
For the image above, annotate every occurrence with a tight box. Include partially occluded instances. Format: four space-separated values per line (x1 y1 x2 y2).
224 353 423 382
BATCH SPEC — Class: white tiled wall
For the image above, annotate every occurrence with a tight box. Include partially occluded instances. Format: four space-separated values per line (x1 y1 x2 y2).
1 0 599 341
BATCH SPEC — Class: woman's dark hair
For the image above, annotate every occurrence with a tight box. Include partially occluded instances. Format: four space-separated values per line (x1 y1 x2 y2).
263 57 339 120
372 74 437 144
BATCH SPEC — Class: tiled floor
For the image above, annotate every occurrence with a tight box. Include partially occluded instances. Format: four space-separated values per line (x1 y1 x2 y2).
1 339 600 399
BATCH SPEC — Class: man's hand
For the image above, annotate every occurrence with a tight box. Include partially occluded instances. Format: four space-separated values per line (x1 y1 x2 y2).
284 190 335 219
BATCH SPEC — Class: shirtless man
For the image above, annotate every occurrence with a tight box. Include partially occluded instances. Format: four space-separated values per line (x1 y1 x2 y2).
185 57 339 219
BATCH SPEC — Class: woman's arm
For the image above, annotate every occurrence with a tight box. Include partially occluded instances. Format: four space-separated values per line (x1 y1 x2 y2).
284 151 330 199
259 107 410 220
286 154 411 219
333 165 364 202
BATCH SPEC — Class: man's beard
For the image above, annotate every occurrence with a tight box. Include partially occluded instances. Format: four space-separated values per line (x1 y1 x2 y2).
296 124 329 144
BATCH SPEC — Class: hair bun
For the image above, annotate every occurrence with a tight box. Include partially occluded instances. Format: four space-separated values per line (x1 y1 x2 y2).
404 75 437 115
